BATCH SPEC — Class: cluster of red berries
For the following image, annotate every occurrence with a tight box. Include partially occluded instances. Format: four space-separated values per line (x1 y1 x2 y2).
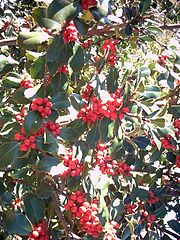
78 89 129 125
63 21 78 43
81 39 92 48
44 121 61 137
176 155 180 168
140 210 156 228
29 220 49 240
65 191 103 238
15 107 27 124
161 134 176 150
102 39 119 66
125 203 137 214
147 191 158 204
158 55 169 65
14 128 36 152
81 84 93 101
31 98 53 118
81 0 97 10
20 79 34 88
59 149 84 178
95 143 132 177
58 65 68 74
103 221 120 240
11 198 23 209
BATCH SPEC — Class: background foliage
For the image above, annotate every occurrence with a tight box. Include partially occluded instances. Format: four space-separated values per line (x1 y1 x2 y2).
0 0 180 239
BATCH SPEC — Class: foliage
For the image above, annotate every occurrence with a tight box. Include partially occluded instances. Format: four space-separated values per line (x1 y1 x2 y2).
0 0 180 239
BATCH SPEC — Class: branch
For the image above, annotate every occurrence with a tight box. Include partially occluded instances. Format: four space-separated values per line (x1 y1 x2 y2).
0 24 179 47
160 24 180 30
51 191 71 238
0 37 17 47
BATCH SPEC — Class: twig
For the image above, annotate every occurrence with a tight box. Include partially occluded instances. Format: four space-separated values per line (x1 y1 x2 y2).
51 191 71 239
0 37 17 46
0 24 179 47
160 24 180 30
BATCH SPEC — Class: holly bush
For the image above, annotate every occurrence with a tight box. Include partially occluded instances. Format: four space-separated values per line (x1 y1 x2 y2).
0 0 180 239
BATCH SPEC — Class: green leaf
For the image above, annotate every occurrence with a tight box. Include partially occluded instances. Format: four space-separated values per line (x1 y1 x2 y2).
147 26 164 35
0 181 6 196
51 92 70 109
3 212 32 235
51 72 68 93
70 45 84 71
13 87 31 104
47 0 81 23
24 111 43 135
70 93 84 110
2 72 21 88
122 226 131 240
151 118 165 128
140 0 151 13
30 55 46 79
123 139 135 153
23 193 45 225
150 129 161 150
124 24 132 36
38 156 60 172
169 105 180 118
0 142 19 170
47 35 73 75
18 31 49 50
60 127 78 142
140 66 150 78
0 55 18 75
99 117 111 143
133 136 150 149
168 220 180 234
32 7 61 29
106 67 119 93
154 205 166 218
87 122 100 149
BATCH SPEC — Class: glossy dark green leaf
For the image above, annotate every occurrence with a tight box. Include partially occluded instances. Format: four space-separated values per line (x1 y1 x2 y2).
30 55 46 79
23 193 45 225
168 220 180 234
32 7 61 29
0 55 18 75
47 35 73 75
60 127 78 142
133 136 150 149
125 24 132 36
87 122 100 149
3 212 32 235
51 92 70 109
154 205 166 218
13 87 31 104
140 0 151 13
123 139 135 153
51 72 68 93
99 117 111 143
24 111 43 135
106 67 119 93
18 31 48 50
47 0 81 23
169 105 180 118
70 93 84 110
2 72 21 88
0 181 6 196
0 142 19 170
70 45 84 71
38 156 59 172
